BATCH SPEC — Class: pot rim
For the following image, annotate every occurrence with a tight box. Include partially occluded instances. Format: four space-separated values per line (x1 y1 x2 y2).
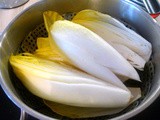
0 0 160 120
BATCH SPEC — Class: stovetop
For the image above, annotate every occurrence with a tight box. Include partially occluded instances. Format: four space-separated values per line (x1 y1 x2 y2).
0 0 160 120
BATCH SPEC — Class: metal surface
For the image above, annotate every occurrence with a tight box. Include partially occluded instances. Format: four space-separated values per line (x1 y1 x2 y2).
20 110 26 120
130 0 145 7
0 0 160 120
142 0 160 14
0 0 29 9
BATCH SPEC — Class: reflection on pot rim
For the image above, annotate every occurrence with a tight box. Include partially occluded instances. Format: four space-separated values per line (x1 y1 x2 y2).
0 0 160 120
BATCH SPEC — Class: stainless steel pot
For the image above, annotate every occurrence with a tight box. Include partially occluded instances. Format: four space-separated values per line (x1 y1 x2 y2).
0 0 160 120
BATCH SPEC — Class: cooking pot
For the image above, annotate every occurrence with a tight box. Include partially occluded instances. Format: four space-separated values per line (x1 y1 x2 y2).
0 0 160 119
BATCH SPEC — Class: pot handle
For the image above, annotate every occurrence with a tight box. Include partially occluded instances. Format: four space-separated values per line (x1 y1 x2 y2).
20 110 26 120
20 110 37 120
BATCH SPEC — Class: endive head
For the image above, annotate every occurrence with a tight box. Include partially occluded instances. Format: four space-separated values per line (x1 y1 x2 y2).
73 9 104 21
42 11 70 63
34 37 72 65
36 37 50 49
72 9 128 31
8 9 144 119
72 9 151 71
9 53 131 108
43 11 64 32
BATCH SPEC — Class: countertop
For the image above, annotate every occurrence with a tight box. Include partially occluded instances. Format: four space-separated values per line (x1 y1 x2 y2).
0 0 39 34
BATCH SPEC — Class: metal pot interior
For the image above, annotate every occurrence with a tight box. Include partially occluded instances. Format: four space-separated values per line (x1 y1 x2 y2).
0 0 160 119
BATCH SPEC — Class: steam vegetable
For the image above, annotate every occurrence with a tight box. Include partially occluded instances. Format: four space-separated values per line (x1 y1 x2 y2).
9 9 152 118
50 20 140 85
44 87 141 118
73 9 152 70
34 37 70 65
10 54 131 108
